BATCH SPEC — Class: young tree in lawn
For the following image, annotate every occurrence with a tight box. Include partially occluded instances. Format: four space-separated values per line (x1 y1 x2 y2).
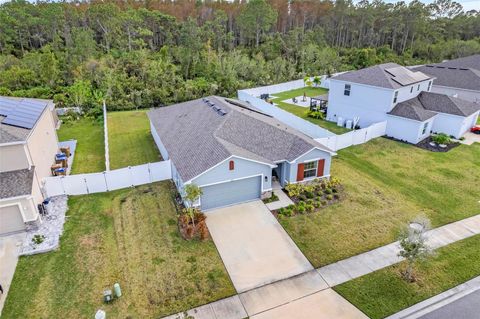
398 217 433 282
184 184 203 227
303 76 312 101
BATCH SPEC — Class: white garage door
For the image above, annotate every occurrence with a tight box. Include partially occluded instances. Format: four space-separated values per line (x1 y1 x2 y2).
201 176 262 211
0 205 25 234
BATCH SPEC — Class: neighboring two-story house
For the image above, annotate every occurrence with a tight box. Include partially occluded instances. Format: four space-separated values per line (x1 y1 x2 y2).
412 54 480 103
0 97 59 235
326 63 480 144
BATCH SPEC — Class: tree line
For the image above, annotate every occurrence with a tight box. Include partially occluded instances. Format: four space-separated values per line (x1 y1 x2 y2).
0 0 479 113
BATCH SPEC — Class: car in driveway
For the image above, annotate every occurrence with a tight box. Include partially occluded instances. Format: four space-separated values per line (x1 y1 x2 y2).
471 125 480 134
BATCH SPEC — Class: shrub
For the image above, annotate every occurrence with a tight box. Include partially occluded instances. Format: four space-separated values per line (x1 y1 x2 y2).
32 234 46 245
326 194 333 200
306 191 315 199
298 201 306 207
285 183 303 197
306 199 314 205
278 208 285 215
287 204 296 210
432 133 451 145
305 204 315 213
307 110 325 120
324 188 332 194
321 200 327 205
332 188 338 193
314 201 321 208
297 206 306 214
299 194 307 201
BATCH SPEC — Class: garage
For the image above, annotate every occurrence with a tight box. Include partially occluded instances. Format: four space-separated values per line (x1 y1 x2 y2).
200 176 262 211
0 204 25 234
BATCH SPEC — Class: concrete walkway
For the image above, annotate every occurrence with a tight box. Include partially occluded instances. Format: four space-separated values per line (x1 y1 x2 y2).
317 214 480 286
265 184 294 211
163 214 480 319
0 233 25 316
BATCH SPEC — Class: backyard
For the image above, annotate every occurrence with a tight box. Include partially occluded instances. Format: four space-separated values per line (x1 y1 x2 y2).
270 86 350 134
2 182 235 319
107 110 161 169
335 234 480 319
58 110 161 174
279 137 480 267
57 118 105 173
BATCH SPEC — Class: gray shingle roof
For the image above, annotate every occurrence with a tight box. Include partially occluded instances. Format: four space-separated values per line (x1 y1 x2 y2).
0 167 35 199
0 96 51 144
418 92 480 116
148 96 333 182
436 54 480 69
387 91 480 121
333 63 432 89
413 65 480 91
388 98 437 122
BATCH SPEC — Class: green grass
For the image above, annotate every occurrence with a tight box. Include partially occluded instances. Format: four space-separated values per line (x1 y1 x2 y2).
3 182 235 319
57 118 105 173
107 110 161 169
271 87 350 134
279 138 480 267
334 234 480 319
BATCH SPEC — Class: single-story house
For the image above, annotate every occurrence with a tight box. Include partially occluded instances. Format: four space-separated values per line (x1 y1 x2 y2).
0 96 59 235
326 63 480 144
148 96 335 211
412 54 480 103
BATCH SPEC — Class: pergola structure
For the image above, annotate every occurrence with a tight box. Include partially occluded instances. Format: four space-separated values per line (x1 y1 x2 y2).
310 94 328 111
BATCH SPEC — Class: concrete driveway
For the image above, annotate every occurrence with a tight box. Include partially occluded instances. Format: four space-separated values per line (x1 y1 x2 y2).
460 132 480 145
251 288 369 319
205 201 313 292
0 233 25 316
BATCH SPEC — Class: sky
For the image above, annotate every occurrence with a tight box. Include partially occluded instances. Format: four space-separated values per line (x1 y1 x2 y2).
0 0 478 12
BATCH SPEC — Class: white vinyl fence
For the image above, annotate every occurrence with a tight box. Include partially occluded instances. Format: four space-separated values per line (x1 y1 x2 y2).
315 121 387 151
43 160 172 198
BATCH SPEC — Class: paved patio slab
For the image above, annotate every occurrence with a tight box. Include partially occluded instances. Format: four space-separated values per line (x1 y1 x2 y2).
250 288 369 319
239 270 328 316
206 201 313 293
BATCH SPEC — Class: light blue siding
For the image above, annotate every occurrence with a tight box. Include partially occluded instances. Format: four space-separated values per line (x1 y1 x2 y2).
191 156 272 191
286 148 332 183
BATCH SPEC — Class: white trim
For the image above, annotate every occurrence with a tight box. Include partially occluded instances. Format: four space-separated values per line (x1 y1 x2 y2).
287 174 331 184
433 84 480 94
185 155 275 184
0 194 31 202
290 147 332 163
387 113 436 124
330 77 433 93
0 141 27 147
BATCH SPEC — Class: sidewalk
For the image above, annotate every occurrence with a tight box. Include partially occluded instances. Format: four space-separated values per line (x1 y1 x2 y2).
162 214 480 319
0 233 25 316
317 214 480 286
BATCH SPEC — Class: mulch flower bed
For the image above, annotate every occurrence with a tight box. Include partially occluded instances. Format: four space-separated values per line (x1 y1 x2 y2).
385 136 460 152
272 177 343 218
178 211 210 241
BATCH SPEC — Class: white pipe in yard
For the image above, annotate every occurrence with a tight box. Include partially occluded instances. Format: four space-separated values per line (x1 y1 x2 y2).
103 100 110 171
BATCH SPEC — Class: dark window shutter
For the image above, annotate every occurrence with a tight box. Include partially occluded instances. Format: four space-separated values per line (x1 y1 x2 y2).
229 160 234 170
317 159 325 177
297 163 305 181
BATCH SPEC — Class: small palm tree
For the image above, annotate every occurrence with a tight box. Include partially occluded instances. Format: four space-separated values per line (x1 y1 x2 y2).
313 76 321 87
303 76 313 101
184 184 203 227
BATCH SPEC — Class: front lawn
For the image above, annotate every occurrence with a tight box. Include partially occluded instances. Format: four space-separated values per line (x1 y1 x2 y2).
334 234 480 319
271 87 350 134
57 118 105 173
279 138 480 267
3 182 235 318
108 110 161 169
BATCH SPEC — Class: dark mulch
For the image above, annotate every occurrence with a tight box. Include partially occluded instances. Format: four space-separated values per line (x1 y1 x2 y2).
384 136 460 152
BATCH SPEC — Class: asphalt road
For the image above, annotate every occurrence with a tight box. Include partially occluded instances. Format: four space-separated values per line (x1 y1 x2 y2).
419 289 480 319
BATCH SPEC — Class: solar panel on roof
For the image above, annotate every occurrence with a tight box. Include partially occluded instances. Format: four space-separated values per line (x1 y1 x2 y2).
386 66 430 86
1 98 47 129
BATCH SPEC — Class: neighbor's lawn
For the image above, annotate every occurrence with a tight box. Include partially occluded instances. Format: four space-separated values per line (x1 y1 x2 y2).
3 182 235 319
271 87 350 134
279 138 480 267
108 110 161 169
335 234 480 319
57 118 105 173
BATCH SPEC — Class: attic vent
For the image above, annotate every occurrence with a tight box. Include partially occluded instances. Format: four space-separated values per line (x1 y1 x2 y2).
459 68 468 70
209 102 215 107
437 66 445 69
448 67 457 70
212 106 219 111
425 65 434 68
202 98 208 102
217 109 227 116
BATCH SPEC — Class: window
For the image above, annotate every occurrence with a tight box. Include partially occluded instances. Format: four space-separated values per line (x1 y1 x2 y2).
303 161 317 179
229 160 234 170
410 86 413 93
344 84 351 96
417 84 420 91
393 91 398 103
422 122 428 135
428 81 432 91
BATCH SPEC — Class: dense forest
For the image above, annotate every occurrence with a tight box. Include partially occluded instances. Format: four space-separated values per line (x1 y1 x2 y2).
0 0 479 113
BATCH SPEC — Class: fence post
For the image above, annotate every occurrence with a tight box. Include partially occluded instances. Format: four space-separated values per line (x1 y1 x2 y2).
103 100 110 171
129 166 134 187
103 171 109 191
148 163 152 183
60 176 66 195
84 178 89 194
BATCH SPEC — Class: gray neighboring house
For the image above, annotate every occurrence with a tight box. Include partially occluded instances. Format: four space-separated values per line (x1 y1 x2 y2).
413 54 480 103
148 96 335 211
